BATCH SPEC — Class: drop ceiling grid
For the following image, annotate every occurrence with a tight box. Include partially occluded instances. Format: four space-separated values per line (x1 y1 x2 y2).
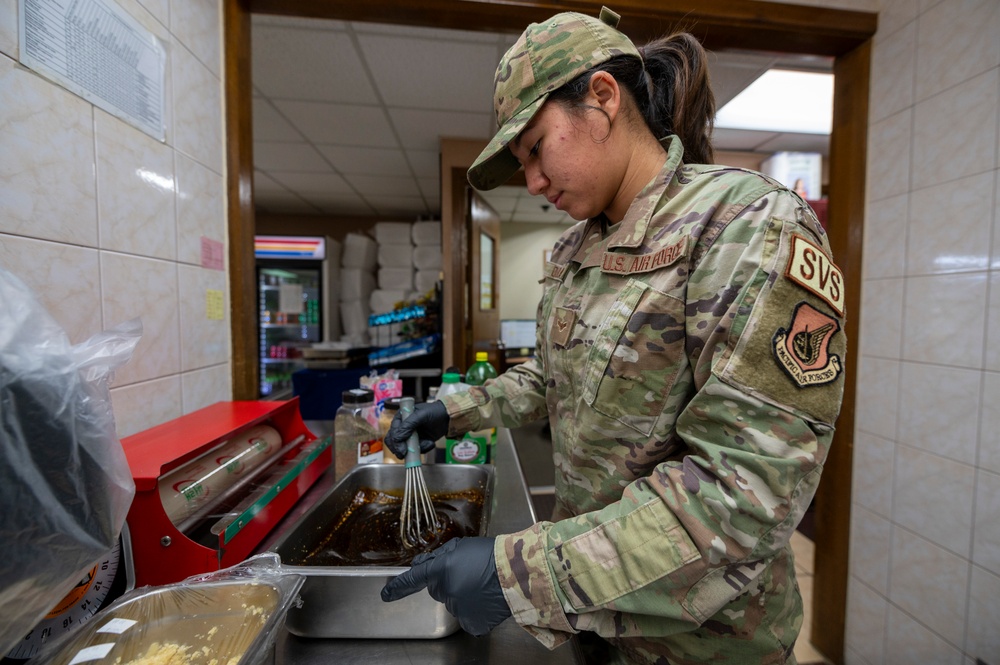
250 15 831 222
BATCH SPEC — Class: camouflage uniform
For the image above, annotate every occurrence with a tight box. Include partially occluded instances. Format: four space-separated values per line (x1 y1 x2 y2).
441 135 846 664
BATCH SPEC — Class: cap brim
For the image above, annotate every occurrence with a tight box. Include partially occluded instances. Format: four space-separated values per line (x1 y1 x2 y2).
467 93 548 191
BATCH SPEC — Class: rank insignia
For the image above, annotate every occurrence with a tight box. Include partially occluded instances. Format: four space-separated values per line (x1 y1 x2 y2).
773 302 842 387
551 306 577 347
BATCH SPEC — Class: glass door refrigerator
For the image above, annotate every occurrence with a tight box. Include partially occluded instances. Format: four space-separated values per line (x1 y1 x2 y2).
255 236 326 398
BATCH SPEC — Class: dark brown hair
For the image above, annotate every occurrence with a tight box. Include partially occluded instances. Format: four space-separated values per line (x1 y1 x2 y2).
547 32 715 165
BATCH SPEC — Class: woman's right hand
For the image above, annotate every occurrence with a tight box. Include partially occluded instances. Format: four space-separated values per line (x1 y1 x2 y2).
383 400 450 458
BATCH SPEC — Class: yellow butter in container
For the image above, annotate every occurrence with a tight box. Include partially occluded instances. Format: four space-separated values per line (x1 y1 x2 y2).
31 554 302 665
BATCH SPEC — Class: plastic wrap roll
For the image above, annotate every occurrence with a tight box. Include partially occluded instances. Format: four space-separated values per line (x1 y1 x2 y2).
157 425 283 526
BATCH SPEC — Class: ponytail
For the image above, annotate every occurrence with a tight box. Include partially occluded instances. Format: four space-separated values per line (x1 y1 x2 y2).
547 32 716 165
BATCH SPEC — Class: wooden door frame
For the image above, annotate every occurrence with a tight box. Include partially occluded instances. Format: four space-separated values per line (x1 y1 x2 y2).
224 3 875 661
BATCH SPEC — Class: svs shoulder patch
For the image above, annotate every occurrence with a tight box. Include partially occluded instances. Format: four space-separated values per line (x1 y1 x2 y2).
785 234 844 316
773 301 843 387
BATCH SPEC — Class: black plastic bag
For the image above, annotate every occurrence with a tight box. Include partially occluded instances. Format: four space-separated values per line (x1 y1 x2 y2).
0 267 139 654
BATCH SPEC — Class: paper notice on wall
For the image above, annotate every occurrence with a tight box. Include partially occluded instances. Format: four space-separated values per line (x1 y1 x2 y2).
19 0 167 141
206 289 224 320
279 284 304 314
201 237 225 271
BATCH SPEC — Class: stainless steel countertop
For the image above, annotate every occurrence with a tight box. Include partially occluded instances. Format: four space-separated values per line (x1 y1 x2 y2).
265 427 583 664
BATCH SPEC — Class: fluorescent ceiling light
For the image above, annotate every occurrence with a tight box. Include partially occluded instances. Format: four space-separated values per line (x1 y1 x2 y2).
715 69 833 134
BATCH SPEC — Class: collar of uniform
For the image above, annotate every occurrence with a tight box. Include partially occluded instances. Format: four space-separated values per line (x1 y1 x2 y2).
604 136 684 250
568 216 609 264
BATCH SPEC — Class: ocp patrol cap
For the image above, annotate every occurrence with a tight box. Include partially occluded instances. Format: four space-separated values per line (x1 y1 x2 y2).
467 6 641 191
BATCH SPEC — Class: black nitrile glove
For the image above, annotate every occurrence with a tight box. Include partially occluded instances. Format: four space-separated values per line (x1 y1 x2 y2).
380 537 511 636
384 399 450 459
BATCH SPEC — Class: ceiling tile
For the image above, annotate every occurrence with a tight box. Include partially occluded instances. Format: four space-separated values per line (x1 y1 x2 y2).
317 145 411 176
254 170 293 195
267 171 354 195
274 100 397 147
253 98 301 141
710 127 781 152
254 141 332 172
256 198 323 215
406 149 440 176
708 52 774 107
370 195 430 218
252 24 379 104
315 196 377 216
344 173 421 197
250 20 833 218
358 33 498 112
754 132 830 155
389 107 492 150
417 177 439 202
302 191 372 213
478 191 518 214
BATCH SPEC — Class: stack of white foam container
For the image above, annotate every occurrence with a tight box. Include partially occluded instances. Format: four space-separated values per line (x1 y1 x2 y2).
339 232 377 346
412 220 442 294
371 221 415 316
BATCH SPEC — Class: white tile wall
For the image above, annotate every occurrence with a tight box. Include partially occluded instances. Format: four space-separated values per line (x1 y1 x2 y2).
913 0 1000 102
0 0 15 58
862 193 907 279
907 172 993 275
95 110 178 260
890 527 970 648
901 273 987 368
845 577 888 664
971 470 1000 575
885 606 964 665
101 252 181 386
0 57 98 246
849 1 1000 663
892 448 975 554
852 431 895 517
866 109 912 200
0 0 229 441
980 372 1000 474
964 565 1000 659
0 235 102 344
897 364 980 464
869 20 915 122
911 68 998 190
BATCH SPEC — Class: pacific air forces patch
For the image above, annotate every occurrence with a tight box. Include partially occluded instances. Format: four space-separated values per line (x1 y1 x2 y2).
773 301 842 387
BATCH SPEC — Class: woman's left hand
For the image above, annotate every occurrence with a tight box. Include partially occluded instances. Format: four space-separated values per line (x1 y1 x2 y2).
380 536 512 636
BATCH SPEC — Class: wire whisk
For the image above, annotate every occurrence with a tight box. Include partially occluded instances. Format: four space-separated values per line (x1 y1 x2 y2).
399 397 440 547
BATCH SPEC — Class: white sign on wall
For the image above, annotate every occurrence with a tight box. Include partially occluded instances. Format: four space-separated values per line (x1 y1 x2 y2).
19 0 167 141
761 151 823 200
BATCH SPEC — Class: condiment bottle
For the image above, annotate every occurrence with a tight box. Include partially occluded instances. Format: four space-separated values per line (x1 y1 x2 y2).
465 352 498 462
333 388 382 481
438 372 488 464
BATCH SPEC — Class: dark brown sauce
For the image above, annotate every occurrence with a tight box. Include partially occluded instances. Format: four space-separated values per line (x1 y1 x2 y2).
289 487 484 567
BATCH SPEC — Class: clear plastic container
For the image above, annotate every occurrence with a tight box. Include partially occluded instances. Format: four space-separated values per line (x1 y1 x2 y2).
333 388 382 481
31 554 302 665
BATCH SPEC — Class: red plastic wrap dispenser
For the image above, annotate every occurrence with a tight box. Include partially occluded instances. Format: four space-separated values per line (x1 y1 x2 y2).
121 400 331 587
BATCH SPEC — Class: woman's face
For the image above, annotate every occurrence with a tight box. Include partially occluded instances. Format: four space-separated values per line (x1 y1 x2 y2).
509 100 620 221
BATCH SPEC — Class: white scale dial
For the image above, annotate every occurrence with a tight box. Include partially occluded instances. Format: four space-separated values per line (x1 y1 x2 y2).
4 539 123 661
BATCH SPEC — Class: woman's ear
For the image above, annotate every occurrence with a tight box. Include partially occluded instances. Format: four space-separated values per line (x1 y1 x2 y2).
588 71 621 120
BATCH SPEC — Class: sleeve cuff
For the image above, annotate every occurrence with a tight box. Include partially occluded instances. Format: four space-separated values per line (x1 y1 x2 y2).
494 525 577 649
